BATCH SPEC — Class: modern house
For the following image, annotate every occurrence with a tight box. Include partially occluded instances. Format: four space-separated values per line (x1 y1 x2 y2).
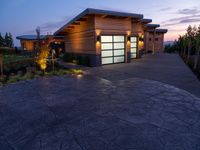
16 35 65 55
54 8 167 66
17 8 167 66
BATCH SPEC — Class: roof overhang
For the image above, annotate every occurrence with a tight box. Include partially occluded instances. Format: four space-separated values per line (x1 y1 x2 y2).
141 18 152 24
16 35 64 41
54 8 144 35
145 24 160 28
148 29 168 33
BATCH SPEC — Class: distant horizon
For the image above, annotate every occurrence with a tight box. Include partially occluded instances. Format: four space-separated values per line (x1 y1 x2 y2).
1 0 200 46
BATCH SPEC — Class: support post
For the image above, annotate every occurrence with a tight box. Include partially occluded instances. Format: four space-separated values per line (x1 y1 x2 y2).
152 29 156 55
0 54 3 77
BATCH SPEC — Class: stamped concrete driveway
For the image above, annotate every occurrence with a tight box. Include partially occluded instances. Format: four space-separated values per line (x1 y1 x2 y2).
0 54 200 150
87 53 200 98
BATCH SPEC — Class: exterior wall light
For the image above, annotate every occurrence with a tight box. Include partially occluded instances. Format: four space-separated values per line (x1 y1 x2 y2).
127 36 131 42
139 37 144 42
97 36 101 42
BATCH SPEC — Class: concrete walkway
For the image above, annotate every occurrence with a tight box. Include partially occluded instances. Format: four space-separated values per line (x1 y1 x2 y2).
87 53 200 98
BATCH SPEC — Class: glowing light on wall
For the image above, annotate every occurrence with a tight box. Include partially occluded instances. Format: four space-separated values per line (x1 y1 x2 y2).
138 33 144 48
127 31 131 36
96 30 101 36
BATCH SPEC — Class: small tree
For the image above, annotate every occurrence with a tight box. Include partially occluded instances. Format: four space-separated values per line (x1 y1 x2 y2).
36 45 50 73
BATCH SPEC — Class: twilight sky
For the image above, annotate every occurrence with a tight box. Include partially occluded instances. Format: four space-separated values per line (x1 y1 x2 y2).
1 0 200 46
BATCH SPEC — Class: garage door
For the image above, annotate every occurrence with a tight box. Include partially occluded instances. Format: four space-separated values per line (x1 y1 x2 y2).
101 35 125 65
130 37 137 58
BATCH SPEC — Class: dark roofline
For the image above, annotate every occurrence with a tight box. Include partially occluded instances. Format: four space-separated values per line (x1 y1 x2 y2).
16 35 46 41
145 24 160 28
141 18 152 23
147 29 168 33
16 35 64 40
54 8 144 35
155 29 168 33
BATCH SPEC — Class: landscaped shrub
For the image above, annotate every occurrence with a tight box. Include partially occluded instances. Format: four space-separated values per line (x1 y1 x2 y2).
3 59 35 75
62 53 90 66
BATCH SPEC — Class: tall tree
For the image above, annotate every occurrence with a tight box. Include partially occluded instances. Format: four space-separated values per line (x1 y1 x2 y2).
4 32 10 47
8 33 14 48
36 26 41 51
183 34 188 58
194 25 200 70
0 33 4 47
186 25 196 63
178 35 184 55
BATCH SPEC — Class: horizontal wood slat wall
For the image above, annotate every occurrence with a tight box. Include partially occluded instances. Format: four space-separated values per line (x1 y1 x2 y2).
64 15 96 54
147 33 165 53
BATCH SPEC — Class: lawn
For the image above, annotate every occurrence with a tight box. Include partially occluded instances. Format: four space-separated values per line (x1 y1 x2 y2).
3 54 34 64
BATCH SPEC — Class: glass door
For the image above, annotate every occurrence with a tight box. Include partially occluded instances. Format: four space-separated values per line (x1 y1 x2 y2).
101 35 125 65
130 37 137 58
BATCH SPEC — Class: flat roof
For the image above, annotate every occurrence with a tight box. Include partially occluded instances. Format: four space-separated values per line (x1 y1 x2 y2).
141 18 152 23
145 24 160 28
54 8 144 35
148 29 168 33
16 35 64 40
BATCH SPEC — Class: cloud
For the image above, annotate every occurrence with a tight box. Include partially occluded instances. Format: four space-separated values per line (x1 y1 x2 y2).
178 8 199 15
24 16 73 35
180 18 200 23
159 7 172 11
40 16 73 33
162 14 200 27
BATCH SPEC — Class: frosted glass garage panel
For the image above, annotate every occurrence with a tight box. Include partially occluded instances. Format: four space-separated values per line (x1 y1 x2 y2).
101 36 113 43
131 47 137 53
114 49 124 56
102 57 113 64
101 43 112 50
131 43 137 47
131 37 137 42
114 36 124 42
101 50 113 57
114 56 124 63
114 43 125 49
131 53 137 58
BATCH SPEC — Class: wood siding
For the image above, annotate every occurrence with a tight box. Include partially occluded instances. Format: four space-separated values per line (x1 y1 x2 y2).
21 41 35 51
94 16 147 60
64 15 96 54
147 33 165 53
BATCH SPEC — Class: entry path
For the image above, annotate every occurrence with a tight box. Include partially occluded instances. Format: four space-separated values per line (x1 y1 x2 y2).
87 53 200 98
